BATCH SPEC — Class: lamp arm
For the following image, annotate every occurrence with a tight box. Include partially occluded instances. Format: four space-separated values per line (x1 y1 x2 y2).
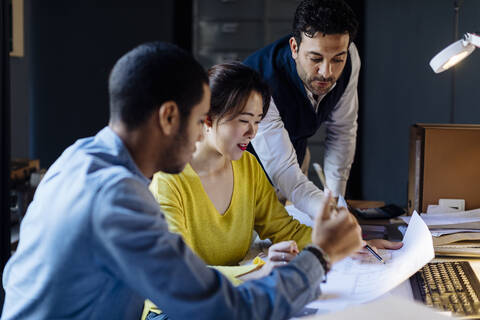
464 33 480 47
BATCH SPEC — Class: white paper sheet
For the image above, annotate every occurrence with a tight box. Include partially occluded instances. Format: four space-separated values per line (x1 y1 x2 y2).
427 205 461 214
302 296 451 320
401 208 480 226
337 195 348 208
286 205 314 227
431 229 480 237
286 195 348 228
306 211 434 313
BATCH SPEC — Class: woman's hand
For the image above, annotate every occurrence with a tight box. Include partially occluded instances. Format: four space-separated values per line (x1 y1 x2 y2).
254 241 299 278
238 241 299 281
267 240 299 263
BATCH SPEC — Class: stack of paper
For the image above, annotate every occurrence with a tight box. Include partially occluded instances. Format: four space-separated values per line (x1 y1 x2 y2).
305 212 434 314
401 209 480 257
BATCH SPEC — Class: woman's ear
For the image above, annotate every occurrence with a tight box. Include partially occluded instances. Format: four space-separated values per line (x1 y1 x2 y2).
205 115 213 128
158 101 180 136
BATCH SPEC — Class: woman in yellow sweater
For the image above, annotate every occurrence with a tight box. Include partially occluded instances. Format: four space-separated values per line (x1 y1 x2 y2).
144 62 311 320
149 62 312 269
145 62 402 319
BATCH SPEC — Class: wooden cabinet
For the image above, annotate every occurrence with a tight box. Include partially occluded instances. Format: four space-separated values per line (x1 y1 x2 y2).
408 124 480 214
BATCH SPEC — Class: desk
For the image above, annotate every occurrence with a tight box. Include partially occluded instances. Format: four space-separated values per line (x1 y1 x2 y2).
285 208 480 318
375 259 480 300
320 220 480 319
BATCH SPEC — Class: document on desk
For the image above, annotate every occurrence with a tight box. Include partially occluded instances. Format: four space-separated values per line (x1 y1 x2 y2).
400 208 480 227
286 196 348 228
307 212 434 313
303 296 451 320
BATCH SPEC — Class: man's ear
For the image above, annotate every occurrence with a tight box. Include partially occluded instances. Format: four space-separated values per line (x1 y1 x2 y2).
158 101 180 136
289 37 299 59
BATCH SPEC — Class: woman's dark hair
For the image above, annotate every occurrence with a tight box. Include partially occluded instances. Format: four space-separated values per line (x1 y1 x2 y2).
207 62 271 123
293 0 358 46
109 42 208 130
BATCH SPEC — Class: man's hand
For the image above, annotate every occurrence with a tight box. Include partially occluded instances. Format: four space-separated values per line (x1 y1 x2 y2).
353 239 403 259
366 239 403 250
352 239 403 260
320 195 339 221
311 191 365 264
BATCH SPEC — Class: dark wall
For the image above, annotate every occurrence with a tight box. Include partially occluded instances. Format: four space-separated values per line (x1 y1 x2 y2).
344 0 364 200
1 0 12 309
9 0 30 159
28 0 175 167
456 0 480 122
13 1 480 205
360 0 480 206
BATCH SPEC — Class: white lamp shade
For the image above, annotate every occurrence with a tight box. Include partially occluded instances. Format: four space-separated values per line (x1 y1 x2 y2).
430 39 475 73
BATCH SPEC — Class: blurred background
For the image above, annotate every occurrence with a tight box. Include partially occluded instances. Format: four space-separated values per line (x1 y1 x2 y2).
4 0 480 228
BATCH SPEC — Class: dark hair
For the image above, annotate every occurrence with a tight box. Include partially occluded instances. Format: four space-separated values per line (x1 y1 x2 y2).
293 0 358 46
207 62 271 123
108 42 208 130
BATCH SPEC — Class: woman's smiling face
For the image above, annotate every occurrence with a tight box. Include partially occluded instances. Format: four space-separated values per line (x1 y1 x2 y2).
209 90 264 161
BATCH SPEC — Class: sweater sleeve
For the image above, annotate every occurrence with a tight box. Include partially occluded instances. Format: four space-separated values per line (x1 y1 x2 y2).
93 175 324 320
249 155 312 250
149 172 191 248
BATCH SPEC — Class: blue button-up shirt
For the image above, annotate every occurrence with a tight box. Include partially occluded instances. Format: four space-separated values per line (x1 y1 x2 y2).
2 127 324 320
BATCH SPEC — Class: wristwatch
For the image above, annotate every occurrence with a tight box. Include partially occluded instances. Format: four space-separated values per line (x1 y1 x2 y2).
304 244 331 281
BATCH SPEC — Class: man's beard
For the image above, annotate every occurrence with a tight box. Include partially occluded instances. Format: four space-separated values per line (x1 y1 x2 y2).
296 60 335 95
306 76 335 95
161 122 191 174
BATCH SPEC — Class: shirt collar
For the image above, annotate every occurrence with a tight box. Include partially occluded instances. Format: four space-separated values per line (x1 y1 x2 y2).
305 83 337 112
96 126 151 185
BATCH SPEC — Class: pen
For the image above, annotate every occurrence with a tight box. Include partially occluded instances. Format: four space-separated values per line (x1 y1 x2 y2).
365 244 386 264
312 162 327 188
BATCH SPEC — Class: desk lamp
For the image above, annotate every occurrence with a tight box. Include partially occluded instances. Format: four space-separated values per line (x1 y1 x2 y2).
430 33 480 73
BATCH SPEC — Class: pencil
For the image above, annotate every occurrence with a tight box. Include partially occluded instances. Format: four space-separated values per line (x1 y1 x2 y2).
365 245 386 264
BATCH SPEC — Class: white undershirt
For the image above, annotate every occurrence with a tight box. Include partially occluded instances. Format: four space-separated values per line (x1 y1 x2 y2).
305 83 334 113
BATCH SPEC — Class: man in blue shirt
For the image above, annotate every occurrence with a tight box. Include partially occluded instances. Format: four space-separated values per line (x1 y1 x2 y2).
2 42 364 319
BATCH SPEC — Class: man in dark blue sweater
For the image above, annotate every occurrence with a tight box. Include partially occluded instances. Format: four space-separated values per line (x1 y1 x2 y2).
245 0 360 219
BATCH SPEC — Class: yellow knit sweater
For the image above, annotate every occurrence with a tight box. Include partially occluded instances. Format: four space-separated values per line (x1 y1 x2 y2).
149 152 312 266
